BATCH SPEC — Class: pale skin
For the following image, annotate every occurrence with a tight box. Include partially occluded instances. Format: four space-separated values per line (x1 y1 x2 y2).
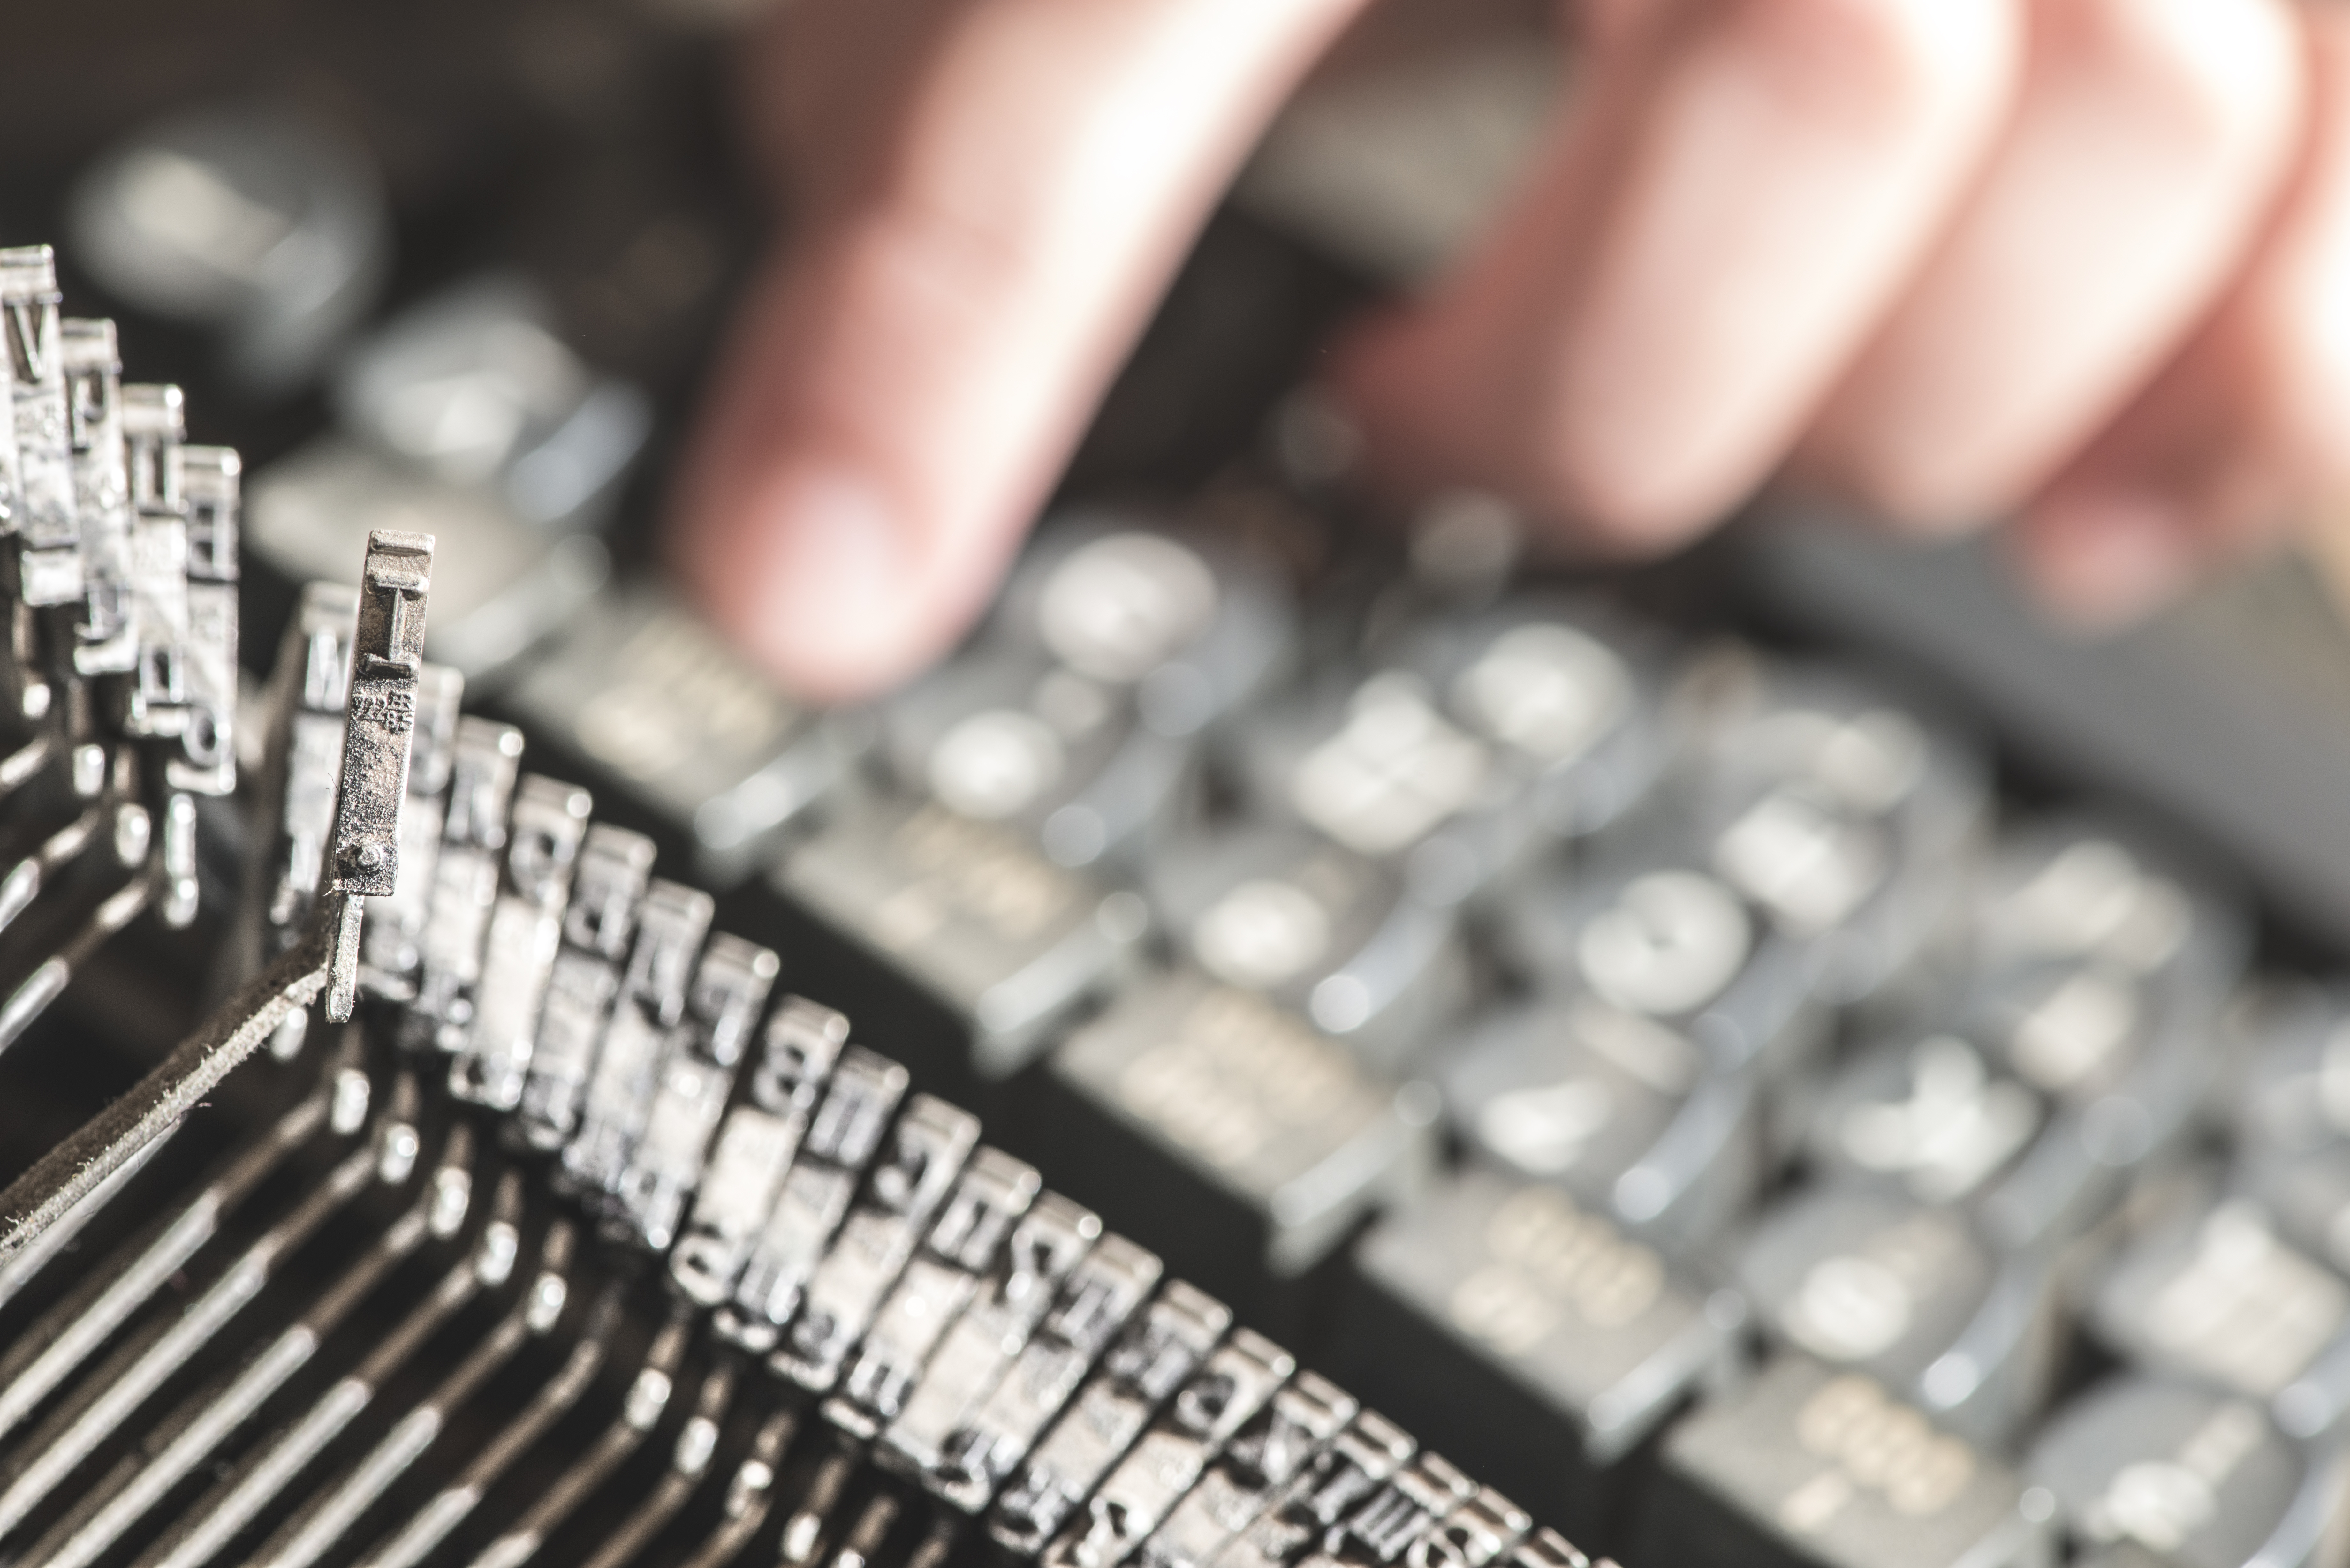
670 0 2350 703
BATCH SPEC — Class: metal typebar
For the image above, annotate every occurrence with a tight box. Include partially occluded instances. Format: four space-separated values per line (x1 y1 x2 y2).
0 529 431 1261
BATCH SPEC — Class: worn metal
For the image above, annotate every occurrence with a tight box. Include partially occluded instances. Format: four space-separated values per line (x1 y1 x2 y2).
0 529 429 1262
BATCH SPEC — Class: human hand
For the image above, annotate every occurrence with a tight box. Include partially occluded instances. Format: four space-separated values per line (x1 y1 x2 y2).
670 0 2350 702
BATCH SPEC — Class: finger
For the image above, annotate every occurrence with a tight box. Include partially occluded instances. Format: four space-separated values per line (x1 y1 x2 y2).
673 0 1367 702
1579 0 1665 50
2016 7 2350 627
1804 0 2307 531
1337 0 2021 550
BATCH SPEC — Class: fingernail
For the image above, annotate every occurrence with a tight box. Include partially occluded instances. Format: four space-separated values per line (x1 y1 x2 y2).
750 468 925 697
2022 490 2197 634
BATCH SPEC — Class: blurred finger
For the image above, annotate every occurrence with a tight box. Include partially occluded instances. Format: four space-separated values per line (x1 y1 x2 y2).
1338 0 2021 549
2018 8 2350 627
1804 0 2307 530
674 0 1366 701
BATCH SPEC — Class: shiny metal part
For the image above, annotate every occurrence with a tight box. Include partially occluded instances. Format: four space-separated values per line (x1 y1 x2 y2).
399 716 521 1050
1135 1371 1357 1568
988 1282 1233 1553
719 1044 908 1352
879 1191 1102 1485
0 530 427 1261
824 1146 1042 1438
341 1287 625 1568
242 1222 579 1568
517 821 656 1148
62 318 133 676
169 445 239 795
925 1232 1163 1512
1039 1328 1294 1568
774 1094 982 1392
561 877 712 1197
357 663 463 999
670 999 849 1305
449 773 592 1107
615 934 778 1248
2 247 79 609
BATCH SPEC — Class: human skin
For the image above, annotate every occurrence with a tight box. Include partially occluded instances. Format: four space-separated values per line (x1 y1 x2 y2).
670 0 2350 703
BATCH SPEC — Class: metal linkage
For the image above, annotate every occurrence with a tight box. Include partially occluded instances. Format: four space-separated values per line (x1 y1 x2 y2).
0 528 429 1262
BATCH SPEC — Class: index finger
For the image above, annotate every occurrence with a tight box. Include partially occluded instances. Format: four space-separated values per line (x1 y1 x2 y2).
672 0 1368 701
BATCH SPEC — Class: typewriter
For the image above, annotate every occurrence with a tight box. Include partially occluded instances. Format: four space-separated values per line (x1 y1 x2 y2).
0 213 2343 1568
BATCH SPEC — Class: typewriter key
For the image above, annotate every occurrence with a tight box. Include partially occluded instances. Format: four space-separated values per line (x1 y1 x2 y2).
1033 968 1437 1327
2030 1376 2343 1568
1633 1355 2044 1568
1327 1165 1733 1548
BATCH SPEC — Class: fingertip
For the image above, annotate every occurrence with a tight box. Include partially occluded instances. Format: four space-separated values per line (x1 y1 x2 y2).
2014 485 2201 633
673 461 957 705
1328 313 1731 558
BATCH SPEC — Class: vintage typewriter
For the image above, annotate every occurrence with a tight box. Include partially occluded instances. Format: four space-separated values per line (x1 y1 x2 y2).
0 235 2341 1568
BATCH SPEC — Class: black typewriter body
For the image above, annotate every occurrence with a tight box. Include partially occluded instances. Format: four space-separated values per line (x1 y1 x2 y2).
3 12 2350 1568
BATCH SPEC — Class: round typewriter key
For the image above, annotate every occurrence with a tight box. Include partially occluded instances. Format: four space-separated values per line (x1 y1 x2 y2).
991 517 1294 739
70 106 386 388
1666 657 1990 1011
1231 601 1662 908
1443 995 1702 1209
1955 822 2247 1249
1501 846 1818 1080
2029 1376 2333 1568
1806 1035 2044 1209
2227 982 2350 1162
1148 825 1464 1073
2234 1143 2350 1279
1738 1183 2060 1447
885 648 1179 871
